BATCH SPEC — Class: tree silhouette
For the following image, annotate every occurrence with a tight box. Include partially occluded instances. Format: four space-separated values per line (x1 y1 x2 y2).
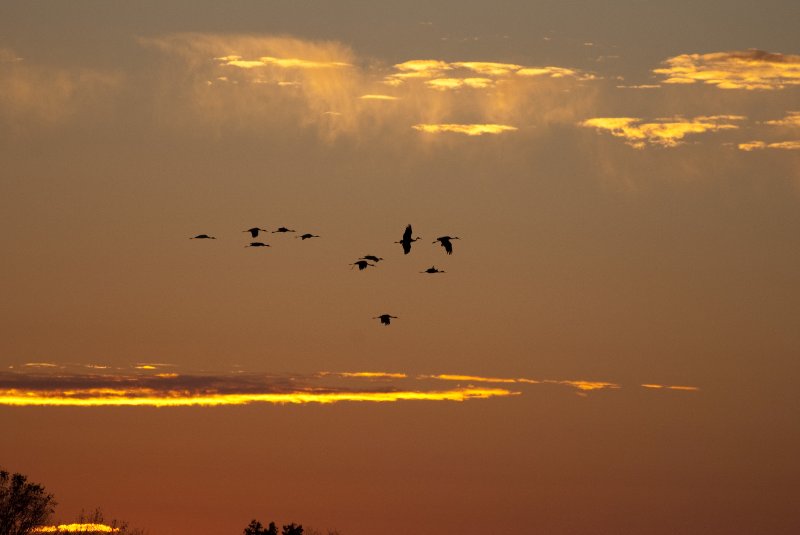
282 523 303 535
0 468 56 535
244 520 277 535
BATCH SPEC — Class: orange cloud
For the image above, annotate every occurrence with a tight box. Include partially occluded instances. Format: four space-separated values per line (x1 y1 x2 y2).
654 50 800 89
581 115 744 148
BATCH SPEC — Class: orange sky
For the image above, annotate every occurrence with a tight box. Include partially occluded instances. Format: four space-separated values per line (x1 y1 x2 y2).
1 1 799 534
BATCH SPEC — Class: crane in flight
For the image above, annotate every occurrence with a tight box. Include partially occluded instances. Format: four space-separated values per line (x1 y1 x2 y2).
433 236 460 255
421 266 445 274
373 314 398 326
297 233 320 240
396 224 421 255
245 242 270 248
190 234 216 239
244 227 269 238
273 227 296 233
350 260 376 271
360 255 383 263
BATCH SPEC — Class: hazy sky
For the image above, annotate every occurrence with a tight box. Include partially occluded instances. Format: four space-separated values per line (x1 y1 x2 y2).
2 2 799 534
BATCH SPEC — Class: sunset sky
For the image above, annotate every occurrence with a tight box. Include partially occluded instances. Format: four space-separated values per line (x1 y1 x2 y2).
2 1 799 534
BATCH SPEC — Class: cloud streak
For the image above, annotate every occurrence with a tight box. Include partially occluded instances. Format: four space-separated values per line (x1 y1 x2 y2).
0 366 697 407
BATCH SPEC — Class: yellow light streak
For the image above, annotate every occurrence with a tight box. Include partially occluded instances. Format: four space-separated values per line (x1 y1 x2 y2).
0 387 517 407
423 374 539 384
216 55 350 69
358 94 399 100
412 123 518 136
333 372 408 379
641 384 700 391
423 374 619 391
425 77 494 90
33 524 120 533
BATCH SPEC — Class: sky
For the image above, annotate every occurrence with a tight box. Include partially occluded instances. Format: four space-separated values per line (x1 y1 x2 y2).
1 1 799 533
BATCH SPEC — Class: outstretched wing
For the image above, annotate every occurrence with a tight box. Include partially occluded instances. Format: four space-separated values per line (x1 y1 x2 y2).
402 241 411 255
443 239 453 255
403 224 412 241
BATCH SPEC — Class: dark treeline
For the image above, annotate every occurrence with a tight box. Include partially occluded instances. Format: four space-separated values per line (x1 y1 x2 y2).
244 519 341 535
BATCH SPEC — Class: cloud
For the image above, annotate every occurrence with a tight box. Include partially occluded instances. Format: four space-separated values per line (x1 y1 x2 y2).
33 524 119 533
0 368 517 407
359 94 399 100
641 384 700 392
580 115 744 148
0 365 697 407
653 50 800 90
412 123 518 136
764 111 800 127
385 59 595 89
737 140 800 151
422 374 620 392
0 49 121 127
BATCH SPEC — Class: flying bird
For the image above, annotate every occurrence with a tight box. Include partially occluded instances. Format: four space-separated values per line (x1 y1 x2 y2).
433 236 460 255
421 266 445 274
245 242 270 248
297 233 320 240
360 255 384 263
396 224 421 255
351 260 375 271
273 227 296 233
190 234 216 239
244 227 269 238
373 314 398 326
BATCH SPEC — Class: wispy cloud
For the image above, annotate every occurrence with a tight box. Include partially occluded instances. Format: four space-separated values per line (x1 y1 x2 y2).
412 123 518 136
737 140 800 151
764 111 800 127
580 115 744 148
641 384 700 392
654 50 800 90
0 366 697 407
33 524 119 533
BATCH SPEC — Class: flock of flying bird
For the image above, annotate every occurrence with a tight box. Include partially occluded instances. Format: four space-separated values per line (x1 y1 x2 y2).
191 224 460 326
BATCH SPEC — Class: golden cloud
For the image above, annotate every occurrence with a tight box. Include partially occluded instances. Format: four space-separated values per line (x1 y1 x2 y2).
412 123 518 136
738 140 800 151
654 50 800 90
764 111 800 127
33 524 120 533
580 115 744 148
216 54 351 69
359 94 399 100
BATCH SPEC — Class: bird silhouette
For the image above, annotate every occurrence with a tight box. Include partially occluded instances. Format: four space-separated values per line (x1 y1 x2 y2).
244 227 269 238
421 266 445 274
273 227 296 233
434 236 460 255
351 260 375 271
297 233 320 240
360 255 384 263
190 234 216 239
245 242 270 248
373 314 398 326
395 224 421 254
